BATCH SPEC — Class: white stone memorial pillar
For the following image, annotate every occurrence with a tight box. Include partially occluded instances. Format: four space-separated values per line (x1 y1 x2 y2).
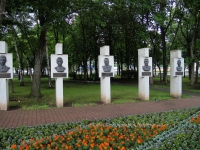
138 48 152 100
0 41 13 110
51 43 68 107
98 46 114 104
170 50 183 98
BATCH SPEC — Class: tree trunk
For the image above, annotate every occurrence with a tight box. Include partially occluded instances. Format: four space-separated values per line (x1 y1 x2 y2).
149 77 153 85
13 35 24 86
160 26 167 84
46 43 52 88
0 0 6 25
9 79 14 93
120 56 123 78
24 54 33 81
190 63 195 86
94 57 98 80
29 12 47 98
117 56 120 75
89 58 92 80
195 61 198 83
83 57 87 82
158 65 161 82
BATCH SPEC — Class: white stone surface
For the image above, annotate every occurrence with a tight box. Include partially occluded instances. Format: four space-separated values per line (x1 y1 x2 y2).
56 78 63 107
100 77 111 104
55 43 63 54
98 55 114 77
170 50 183 98
0 79 9 110
0 41 8 53
100 46 110 55
138 48 150 100
99 45 112 104
138 48 149 57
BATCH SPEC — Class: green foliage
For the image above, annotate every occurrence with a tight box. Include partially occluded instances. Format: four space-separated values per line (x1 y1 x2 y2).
2 0 200 98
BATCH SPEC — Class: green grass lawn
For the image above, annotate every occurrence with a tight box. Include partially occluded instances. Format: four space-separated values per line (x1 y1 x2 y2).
151 76 200 93
8 75 196 110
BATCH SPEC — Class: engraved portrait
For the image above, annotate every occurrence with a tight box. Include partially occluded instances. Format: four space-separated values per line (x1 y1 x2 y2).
176 59 182 71
142 58 151 71
0 55 10 73
55 57 65 72
102 58 112 72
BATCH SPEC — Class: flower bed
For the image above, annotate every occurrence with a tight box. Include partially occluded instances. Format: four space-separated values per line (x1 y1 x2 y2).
136 111 200 150
0 107 199 150
10 123 168 150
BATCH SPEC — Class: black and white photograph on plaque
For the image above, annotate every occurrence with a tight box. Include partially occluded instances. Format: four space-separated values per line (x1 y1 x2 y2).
142 58 151 71
98 56 114 77
173 58 184 76
0 54 13 79
55 57 66 72
139 57 152 77
51 54 68 78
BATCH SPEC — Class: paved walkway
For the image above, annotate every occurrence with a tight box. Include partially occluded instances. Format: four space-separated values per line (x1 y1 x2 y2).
0 95 199 129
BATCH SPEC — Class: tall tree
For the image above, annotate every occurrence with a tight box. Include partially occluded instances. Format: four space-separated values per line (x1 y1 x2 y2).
152 0 179 84
0 0 6 25
175 0 200 85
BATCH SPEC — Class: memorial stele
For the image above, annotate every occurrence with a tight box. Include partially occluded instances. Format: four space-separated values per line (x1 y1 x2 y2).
170 50 184 98
0 41 13 110
138 48 152 100
98 46 114 104
51 43 68 107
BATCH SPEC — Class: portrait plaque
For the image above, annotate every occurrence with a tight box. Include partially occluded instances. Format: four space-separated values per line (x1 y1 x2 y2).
0 54 13 79
139 57 152 77
98 55 114 77
173 58 184 76
51 54 68 78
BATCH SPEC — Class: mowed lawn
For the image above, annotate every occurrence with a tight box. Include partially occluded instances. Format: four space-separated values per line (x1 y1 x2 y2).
9 76 189 110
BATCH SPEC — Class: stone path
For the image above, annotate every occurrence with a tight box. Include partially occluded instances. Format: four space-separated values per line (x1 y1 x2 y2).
0 95 199 129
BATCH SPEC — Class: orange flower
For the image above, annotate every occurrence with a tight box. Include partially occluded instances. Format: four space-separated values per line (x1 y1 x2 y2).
120 146 126 150
121 141 125 144
161 124 166 130
190 114 200 124
26 145 30 150
104 141 109 146
137 139 142 144
26 145 31 150
152 124 157 129
90 143 95 148
7 123 170 150
47 144 51 148
19 145 25 150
